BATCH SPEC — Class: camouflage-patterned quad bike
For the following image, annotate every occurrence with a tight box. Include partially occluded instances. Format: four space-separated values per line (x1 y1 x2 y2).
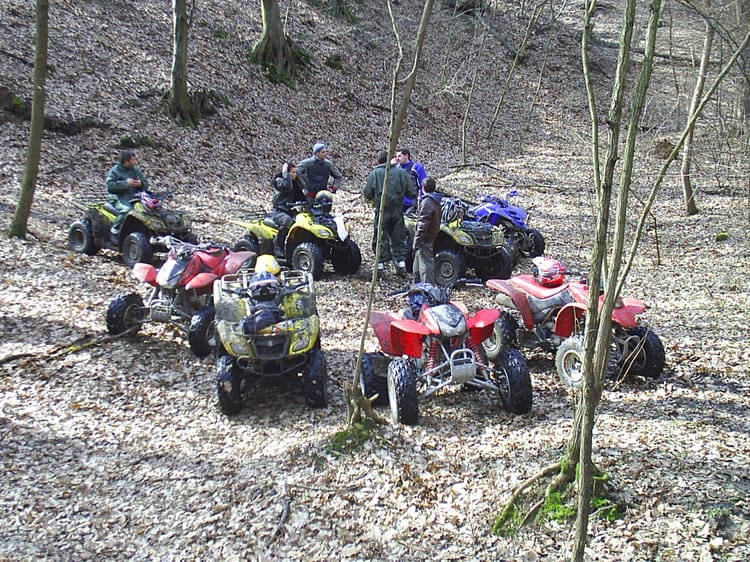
67 191 194 268
213 268 328 415
404 196 512 287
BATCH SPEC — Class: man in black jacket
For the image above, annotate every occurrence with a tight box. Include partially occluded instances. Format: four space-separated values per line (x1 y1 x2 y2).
413 176 442 284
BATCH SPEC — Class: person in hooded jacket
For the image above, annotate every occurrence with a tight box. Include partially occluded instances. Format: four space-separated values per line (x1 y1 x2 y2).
412 176 442 285
105 149 149 238
297 142 343 205
270 161 307 257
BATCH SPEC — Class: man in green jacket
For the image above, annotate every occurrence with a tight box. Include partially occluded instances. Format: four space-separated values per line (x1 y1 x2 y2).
363 150 416 276
105 149 149 236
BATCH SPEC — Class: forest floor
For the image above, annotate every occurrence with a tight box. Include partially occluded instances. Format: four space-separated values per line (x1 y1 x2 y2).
1 0 749 560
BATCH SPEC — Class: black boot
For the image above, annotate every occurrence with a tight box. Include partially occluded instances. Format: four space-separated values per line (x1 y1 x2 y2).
274 228 287 258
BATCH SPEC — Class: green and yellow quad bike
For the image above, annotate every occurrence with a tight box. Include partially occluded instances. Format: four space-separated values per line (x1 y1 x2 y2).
213 268 328 415
67 191 195 268
404 196 511 286
230 191 361 280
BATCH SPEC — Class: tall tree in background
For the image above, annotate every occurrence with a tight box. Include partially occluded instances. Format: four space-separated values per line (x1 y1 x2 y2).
252 0 299 81
168 0 199 124
739 0 750 136
8 0 48 239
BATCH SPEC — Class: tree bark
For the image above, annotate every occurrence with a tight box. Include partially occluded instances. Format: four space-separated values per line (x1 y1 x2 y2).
736 0 750 136
169 0 198 124
252 0 297 80
8 0 48 239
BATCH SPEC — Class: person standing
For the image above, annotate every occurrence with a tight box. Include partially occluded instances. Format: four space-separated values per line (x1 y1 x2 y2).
297 142 343 205
270 161 307 257
395 148 427 211
363 150 414 276
412 176 442 285
105 149 149 238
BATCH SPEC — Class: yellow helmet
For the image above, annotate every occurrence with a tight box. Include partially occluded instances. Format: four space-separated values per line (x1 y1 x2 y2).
255 254 281 275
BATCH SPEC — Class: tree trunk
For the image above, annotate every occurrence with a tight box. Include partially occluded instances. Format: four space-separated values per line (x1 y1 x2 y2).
681 2 714 216
8 0 48 239
252 0 297 80
169 0 198 124
736 0 750 136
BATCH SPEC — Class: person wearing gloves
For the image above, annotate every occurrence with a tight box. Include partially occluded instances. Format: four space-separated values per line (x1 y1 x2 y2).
297 142 343 205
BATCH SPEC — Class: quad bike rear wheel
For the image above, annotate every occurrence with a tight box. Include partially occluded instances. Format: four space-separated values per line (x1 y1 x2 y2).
303 345 328 408
494 348 533 414
387 358 418 425
483 312 519 362
475 248 512 281
122 231 152 268
233 234 260 254
292 241 325 280
216 355 243 415
360 352 388 407
619 326 665 379
434 249 465 287
555 335 585 388
106 293 145 335
522 228 545 258
332 238 362 274
68 218 99 256
188 306 216 358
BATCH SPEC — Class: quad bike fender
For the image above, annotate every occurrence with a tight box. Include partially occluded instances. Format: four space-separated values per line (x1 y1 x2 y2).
132 263 158 285
611 298 647 328
439 224 474 247
390 319 431 358
467 308 500 342
224 251 256 275
554 302 586 337
231 219 275 239
186 272 218 291
486 279 535 329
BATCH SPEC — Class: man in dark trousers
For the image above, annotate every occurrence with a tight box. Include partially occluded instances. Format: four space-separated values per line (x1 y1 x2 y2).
363 150 415 276
412 176 442 285
105 149 149 238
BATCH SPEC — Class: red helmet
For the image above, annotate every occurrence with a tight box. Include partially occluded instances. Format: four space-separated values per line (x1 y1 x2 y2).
532 257 566 287
140 191 162 211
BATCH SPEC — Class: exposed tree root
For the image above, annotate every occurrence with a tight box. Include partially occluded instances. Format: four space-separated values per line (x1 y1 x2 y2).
345 383 386 426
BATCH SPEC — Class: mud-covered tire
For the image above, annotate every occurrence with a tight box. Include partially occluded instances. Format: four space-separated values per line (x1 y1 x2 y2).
188 306 216 358
121 231 152 268
232 234 260 254
483 312 519 362
621 326 665 379
303 346 328 408
475 247 512 281
360 352 388 407
292 241 325 280
434 249 465 287
216 355 243 416
106 293 145 335
555 335 586 388
68 218 99 256
387 358 418 425
494 348 533 414
522 228 545 258
332 238 362 274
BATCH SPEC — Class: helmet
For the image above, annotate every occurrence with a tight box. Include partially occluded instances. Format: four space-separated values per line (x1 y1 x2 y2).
440 197 466 224
140 191 162 211
314 190 334 214
255 254 281 275
532 257 566 287
249 271 280 301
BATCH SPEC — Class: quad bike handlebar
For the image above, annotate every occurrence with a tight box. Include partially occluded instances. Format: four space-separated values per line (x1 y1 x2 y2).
150 235 228 257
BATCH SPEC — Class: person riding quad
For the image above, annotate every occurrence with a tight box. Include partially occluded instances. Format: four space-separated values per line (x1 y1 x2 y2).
297 142 342 205
105 149 149 239
271 161 308 258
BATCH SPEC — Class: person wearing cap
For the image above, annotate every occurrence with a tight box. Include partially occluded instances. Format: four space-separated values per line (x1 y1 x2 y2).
105 149 149 238
297 142 343 205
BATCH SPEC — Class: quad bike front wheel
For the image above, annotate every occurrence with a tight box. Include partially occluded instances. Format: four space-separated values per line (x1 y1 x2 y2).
331 238 362 274
555 335 585 388
619 326 665 379
483 312 519 362
106 293 145 335
188 306 216 358
494 348 533 414
232 234 260 254
121 231 153 268
387 358 418 425
292 241 325 280
475 247 512 281
215 355 243 416
360 352 388 407
434 249 465 287
522 228 545 258
68 218 99 256
303 345 328 408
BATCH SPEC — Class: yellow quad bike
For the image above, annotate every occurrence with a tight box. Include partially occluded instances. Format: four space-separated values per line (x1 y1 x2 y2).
213 268 327 415
67 191 194 268
404 196 511 286
230 191 361 280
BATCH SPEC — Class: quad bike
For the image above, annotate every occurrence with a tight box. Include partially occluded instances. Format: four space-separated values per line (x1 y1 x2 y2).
469 189 546 264
404 196 512 286
361 280 533 425
106 236 255 357
68 190 195 268
212 268 327 415
230 191 361 280
484 257 666 388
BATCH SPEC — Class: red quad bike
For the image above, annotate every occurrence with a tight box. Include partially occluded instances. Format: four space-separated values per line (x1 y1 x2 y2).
106 236 255 357
361 281 533 426
484 257 665 388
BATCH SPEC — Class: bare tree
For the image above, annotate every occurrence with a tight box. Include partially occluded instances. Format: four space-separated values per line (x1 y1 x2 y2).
252 0 299 81
8 0 48 239
167 0 199 124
